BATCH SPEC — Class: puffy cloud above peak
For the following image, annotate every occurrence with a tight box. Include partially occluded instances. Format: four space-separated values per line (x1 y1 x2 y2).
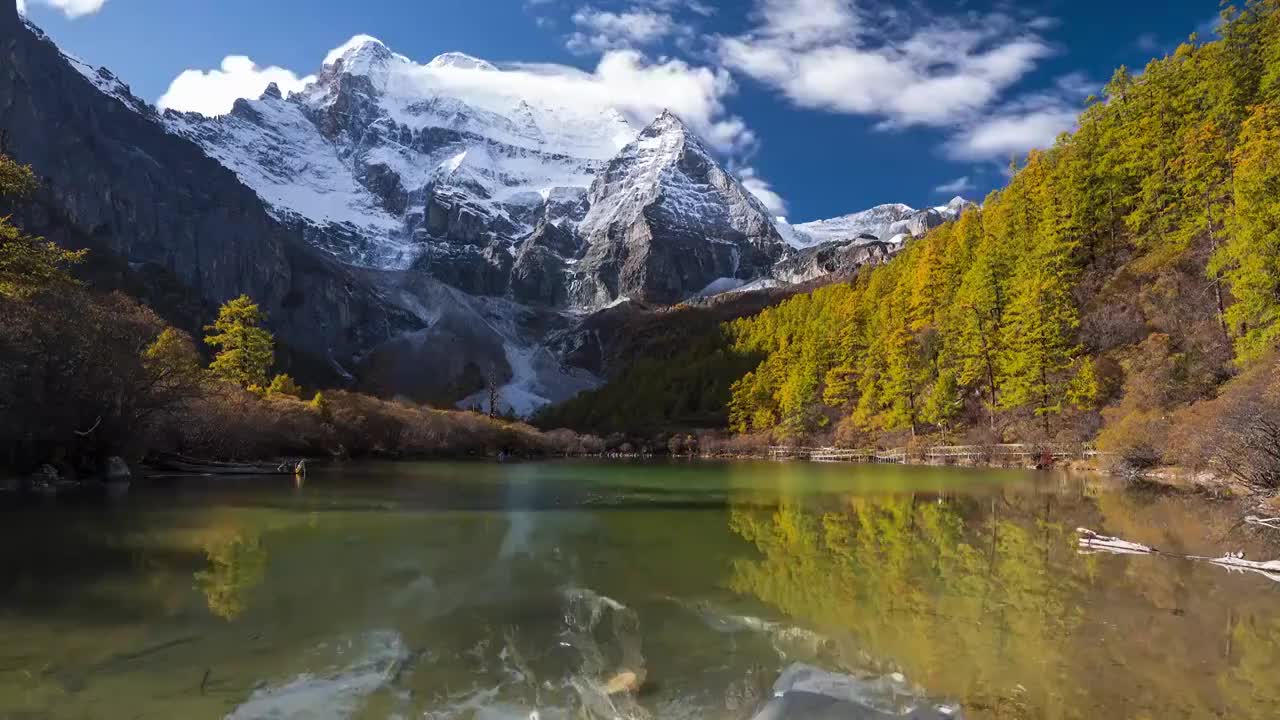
17 0 108 18
934 176 974 195
719 0 1054 129
493 49 752 153
157 56 316 116
156 36 754 156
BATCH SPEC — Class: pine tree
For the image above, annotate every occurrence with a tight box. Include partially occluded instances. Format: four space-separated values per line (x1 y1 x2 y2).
266 373 303 398
0 154 85 298
997 153 1083 434
997 261 1081 433
1213 104 1280 362
205 295 274 389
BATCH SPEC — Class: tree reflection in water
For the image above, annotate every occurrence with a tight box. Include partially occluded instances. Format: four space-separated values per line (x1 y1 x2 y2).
194 530 267 621
727 487 1280 719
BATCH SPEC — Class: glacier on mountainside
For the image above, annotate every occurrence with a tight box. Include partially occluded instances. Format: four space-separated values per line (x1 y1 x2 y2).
164 35 637 279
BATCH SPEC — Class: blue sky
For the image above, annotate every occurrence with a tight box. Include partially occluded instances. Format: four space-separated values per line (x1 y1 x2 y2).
20 0 1221 222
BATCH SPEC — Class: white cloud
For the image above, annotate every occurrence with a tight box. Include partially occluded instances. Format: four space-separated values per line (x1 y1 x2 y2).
945 73 1093 161
737 166 788 215
719 0 1054 129
495 49 751 153
568 7 680 52
17 0 107 18
946 107 1077 161
158 37 753 155
758 0 861 44
934 176 974 195
641 0 714 16
157 56 316 116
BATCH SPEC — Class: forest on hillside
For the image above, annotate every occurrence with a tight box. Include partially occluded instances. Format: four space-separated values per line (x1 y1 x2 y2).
543 1 1280 486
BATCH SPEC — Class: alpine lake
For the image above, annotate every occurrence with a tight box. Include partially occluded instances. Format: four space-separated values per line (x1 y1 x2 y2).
1 459 1277 719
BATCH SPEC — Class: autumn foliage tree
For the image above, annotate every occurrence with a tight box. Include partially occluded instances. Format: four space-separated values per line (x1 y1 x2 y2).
715 2 1280 449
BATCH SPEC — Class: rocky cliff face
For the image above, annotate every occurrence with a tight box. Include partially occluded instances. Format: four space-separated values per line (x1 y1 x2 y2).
570 111 787 306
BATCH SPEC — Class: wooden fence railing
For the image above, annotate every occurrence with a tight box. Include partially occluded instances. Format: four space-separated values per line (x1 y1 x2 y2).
768 443 1104 465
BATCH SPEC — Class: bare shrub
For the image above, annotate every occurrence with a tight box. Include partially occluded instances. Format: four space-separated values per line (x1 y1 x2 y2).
1169 353 1280 489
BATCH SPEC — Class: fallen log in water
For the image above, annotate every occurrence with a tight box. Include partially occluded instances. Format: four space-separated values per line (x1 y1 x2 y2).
146 453 306 476
1076 527 1280 583
1076 527 1156 555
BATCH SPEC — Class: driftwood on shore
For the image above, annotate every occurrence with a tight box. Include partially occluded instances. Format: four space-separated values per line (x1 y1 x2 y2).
146 453 306 477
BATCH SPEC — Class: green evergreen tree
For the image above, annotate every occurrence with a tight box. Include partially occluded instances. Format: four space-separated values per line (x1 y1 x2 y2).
205 295 274 389
1213 104 1280 362
0 154 85 298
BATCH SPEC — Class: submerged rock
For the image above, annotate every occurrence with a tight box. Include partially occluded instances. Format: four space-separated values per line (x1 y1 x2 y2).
227 630 407 719
748 664 961 720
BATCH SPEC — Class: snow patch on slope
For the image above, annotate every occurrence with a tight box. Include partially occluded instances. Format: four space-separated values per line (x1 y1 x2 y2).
454 300 602 417
166 95 413 268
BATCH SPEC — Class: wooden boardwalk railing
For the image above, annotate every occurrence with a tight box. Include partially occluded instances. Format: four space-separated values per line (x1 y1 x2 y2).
768 443 1101 465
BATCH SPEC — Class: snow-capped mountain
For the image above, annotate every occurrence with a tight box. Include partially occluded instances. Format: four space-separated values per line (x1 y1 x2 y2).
165 36 634 287
160 35 962 311
2 6 974 415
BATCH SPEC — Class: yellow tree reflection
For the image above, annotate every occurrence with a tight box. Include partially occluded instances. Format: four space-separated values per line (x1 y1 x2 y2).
728 491 1085 718
194 531 267 621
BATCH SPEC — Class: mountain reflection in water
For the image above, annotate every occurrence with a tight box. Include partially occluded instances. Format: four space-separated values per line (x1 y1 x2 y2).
0 460 1277 719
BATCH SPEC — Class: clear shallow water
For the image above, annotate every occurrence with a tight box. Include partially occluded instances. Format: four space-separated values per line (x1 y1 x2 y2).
1 460 1278 719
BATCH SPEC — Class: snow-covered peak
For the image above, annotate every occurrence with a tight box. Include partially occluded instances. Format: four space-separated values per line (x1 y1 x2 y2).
579 111 706 235
573 109 785 306
426 52 498 71
930 196 974 220
300 38 636 161
780 197 975 250
633 110 694 155
647 108 687 134
324 35 396 68
782 203 918 248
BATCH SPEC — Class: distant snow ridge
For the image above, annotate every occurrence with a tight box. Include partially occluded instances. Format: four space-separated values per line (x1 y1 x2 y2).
780 196 972 250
